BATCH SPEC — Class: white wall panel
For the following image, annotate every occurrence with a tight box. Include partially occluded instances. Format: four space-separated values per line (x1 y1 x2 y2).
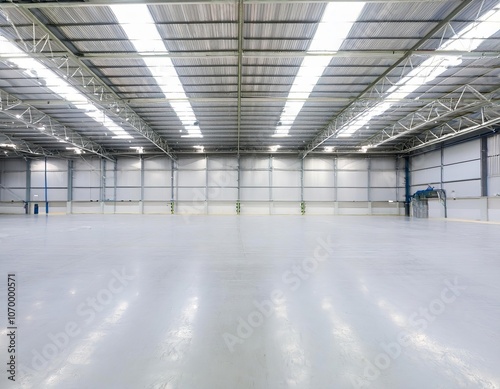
443 180 481 198
207 187 238 201
116 170 141 186
177 170 205 187
240 187 269 201
489 176 500 196
443 160 480 182
241 171 269 187
371 158 396 170
207 170 238 187
116 187 141 200
370 188 398 201
1 172 25 187
31 159 67 171
337 158 368 170
144 157 170 170
370 171 397 187
44 189 67 201
73 170 100 187
2 159 26 171
273 157 301 170
337 171 368 187
240 156 269 169
176 157 206 169
117 158 141 170
412 150 440 170
443 140 480 165
304 157 334 170
412 167 441 186
73 188 100 201
0 188 24 201
73 159 100 171
208 156 238 170
272 170 300 187
177 187 206 202
144 171 170 187
143 187 170 201
103 187 115 201
273 187 300 201
304 187 334 201
304 171 335 187
31 172 67 187
337 188 368 201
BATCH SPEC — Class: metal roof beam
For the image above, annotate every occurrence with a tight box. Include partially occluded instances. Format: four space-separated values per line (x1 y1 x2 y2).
398 105 500 153
236 0 244 155
6 7 177 160
363 85 498 149
0 133 61 158
20 50 495 61
299 0 476 158
0 88 115 160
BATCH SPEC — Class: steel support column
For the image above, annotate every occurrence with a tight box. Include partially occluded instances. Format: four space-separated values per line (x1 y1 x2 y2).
481 136 488 197
67 159 73 214
405 156 411 217
25 159 31 214
140 157 144 212
44 157 49 214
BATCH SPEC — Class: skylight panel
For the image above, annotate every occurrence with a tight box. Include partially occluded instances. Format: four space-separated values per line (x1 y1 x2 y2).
0 36 132 140
274 2 365 138
337 2 500 139
110 5 202 138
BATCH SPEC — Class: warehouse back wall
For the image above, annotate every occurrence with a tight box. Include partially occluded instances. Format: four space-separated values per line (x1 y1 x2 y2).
0 155 404 216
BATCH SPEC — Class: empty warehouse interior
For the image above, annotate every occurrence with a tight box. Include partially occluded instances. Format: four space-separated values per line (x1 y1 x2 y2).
0 0 499 388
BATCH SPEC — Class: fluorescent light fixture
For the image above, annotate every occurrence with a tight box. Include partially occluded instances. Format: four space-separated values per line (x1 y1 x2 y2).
274 2 365 137
130 146 144 154
0 143 17 149
324 146 334 152
193 145 204 152
338 3 500 138
111 5 202 138
269 145 281 152
0 36 132 140
66 147 83 154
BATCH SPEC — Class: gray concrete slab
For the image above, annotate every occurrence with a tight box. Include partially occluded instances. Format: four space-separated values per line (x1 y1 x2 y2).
0 215 499 388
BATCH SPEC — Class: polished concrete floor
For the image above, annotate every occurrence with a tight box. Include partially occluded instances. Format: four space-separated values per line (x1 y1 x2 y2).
0 214 499 389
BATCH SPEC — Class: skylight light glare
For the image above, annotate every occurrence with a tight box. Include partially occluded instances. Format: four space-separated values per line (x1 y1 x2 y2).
337 3 500 139
111 5 202 138
0 36 131 139
111 6 165 53
274 2 365 137
441 4 500 52
0 143 17 149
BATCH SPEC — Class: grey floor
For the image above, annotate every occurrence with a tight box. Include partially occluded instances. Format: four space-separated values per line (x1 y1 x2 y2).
0 214 499 389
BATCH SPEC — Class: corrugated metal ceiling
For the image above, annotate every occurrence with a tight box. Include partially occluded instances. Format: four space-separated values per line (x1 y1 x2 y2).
0 0 499 159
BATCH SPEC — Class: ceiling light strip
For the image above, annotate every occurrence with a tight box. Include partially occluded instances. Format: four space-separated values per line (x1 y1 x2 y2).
273 2 365 138
338 1 500 139
110 5 202 139
0 36 132 140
